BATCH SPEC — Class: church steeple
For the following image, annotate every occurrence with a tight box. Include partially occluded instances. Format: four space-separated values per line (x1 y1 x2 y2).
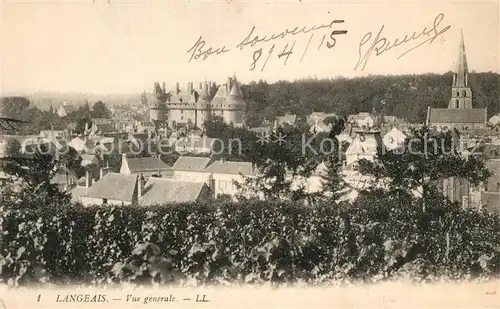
448 29 473 109
454 29 469 88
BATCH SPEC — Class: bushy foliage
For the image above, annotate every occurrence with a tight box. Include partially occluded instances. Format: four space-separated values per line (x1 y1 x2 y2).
1 198 499 287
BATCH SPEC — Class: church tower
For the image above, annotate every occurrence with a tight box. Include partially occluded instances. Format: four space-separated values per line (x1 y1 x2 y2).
448 30 473 109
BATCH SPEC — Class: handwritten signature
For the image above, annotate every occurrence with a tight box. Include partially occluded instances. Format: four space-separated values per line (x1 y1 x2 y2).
354 13 451 71
187 20 348 70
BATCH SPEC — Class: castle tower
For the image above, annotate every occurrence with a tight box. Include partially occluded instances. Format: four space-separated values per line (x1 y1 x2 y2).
448 30 473 109
195 81 211 128
149 81 167 122
222 75 246 126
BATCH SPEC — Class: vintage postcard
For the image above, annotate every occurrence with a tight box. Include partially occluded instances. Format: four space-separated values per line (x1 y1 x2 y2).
0 0 499 308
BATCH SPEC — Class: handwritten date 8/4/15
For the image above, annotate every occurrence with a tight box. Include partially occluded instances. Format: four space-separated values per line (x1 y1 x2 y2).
187 20 347 71
250 30 346 72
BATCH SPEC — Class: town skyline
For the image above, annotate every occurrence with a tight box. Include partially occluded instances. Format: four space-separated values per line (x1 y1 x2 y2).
1 0 499 94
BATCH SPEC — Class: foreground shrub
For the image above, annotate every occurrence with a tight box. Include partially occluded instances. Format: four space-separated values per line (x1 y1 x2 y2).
0 198 499 287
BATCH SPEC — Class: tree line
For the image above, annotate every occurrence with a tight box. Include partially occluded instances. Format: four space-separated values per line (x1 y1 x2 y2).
241 72 500 127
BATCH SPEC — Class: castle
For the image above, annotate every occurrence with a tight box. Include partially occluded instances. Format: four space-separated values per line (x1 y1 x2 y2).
147 75 246 129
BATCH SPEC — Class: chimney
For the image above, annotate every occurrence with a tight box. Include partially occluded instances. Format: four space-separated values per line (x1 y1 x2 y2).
187 82 193 94
85 169 92 188
227 77 232 92
100 167 109 179
162 82 166 93
199 82 203 90
137 173 146 199
202 81 209 95
176 82 180 94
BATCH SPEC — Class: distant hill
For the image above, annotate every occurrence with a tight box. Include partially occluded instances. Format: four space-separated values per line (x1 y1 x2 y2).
241 72 500 126
10 92 142 110
3 72 499 125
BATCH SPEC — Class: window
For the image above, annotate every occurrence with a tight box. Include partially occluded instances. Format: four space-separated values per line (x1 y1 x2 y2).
102 198 108 205
497 183 500 192
456 91 460 97
456 99 459 108
469 194 475 203
181 110 184 114
463 90 467 97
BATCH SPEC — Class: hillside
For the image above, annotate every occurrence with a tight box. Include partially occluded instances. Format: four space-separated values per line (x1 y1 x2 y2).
242 72 500 126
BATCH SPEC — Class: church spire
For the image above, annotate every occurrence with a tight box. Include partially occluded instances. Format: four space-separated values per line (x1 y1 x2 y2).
448 30 473 109
454 29 469 88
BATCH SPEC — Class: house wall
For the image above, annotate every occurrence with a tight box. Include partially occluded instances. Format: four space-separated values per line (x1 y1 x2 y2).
212 173 246 199
81 197 132 207
173 170 209 182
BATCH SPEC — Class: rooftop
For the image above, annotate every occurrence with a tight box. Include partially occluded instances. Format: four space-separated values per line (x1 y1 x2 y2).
139 178 208 206
173 156 212 171
428 108 487 124
204 160 254 175
82 172 137 202
124 156 173 173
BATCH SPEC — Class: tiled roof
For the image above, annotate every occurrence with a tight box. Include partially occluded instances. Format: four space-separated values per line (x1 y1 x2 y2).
95 123 114 133
276 114 297 125
175 137 216 149
70 186 88 203
50 166 78 185
125 156 173 173
173 156 212 171
139 178 208 206
83 172 137 202
204 160 254 175
91 118 113 124
428 108 487 124
80 154 98 163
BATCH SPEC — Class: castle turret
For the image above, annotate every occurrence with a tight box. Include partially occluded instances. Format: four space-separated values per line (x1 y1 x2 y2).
149 82 167 122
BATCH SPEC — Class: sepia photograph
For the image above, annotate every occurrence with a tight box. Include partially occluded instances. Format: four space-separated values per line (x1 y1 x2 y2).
0 0 499 308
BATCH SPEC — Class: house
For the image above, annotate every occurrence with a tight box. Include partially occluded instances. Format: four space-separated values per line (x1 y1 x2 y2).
172 156 213 182
345 129 383 169
175 137 216 154
138 178 210 206
481 159 500 216
69 170 95 204
57 103 77 117
50 165 78 192
382 127 406 150
349 112 376 129
306 112 336 126
69 137 96 153
275 114 297 128
120 154 174 177
204 160 255 199
488 114 500 126
310 121 332 134
80 153 100 167
39 130 67 140
80 172 138 206
136 121 155 133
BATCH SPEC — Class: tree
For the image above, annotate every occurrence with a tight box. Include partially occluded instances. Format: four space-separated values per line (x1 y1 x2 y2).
91 101 111 119
1 145 71 209
358 126 492 212
319 117 348 202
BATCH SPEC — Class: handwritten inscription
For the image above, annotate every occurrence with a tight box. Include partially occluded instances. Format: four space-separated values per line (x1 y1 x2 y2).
187 20 348 71
355 13 451 71
187 36 231 63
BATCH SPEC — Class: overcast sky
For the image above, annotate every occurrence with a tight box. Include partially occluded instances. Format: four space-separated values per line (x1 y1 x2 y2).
1 0 499 94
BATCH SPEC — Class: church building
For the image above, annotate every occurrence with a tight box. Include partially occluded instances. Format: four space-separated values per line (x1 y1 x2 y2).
426 31 488 132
